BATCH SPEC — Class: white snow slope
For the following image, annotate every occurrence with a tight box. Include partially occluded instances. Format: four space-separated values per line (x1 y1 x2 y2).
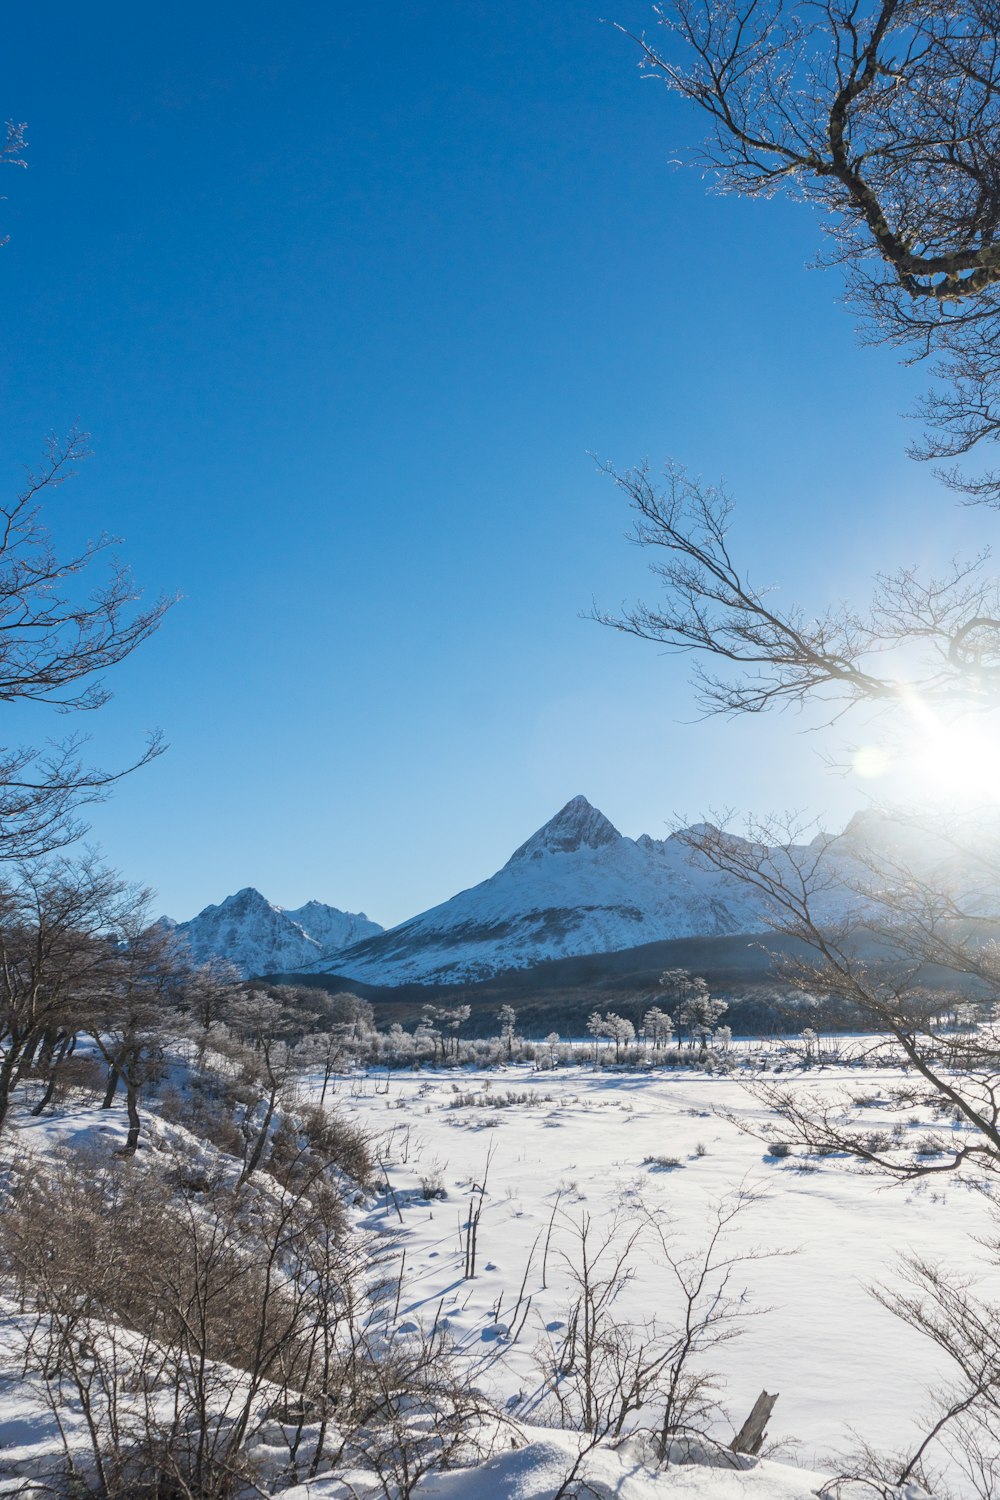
172 887 383 977
324 796 876 987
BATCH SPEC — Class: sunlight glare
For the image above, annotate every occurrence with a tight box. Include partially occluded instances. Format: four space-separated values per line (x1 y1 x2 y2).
910 720 1000 803
852 693 1000 805
895 686 1000 804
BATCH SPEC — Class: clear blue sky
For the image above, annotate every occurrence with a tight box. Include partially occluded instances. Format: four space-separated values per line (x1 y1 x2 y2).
0 3 980 925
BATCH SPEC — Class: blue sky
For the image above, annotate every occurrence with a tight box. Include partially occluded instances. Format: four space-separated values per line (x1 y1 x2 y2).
0 2 979 926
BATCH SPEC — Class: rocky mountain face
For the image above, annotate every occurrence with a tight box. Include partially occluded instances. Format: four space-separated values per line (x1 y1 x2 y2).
171 888 383 978
322 795 840 987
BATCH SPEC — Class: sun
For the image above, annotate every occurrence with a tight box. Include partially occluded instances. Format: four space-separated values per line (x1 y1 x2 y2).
909 720 1000 804
853 704 1000 805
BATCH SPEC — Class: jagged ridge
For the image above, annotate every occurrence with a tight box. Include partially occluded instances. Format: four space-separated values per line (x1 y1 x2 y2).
172 888 383 978
323 797 789 986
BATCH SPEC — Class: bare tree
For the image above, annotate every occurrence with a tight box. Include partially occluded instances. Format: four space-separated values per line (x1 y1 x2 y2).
622 0 1000 501
0 119 171 856
810 1248 1000 1498
0 431 173 860
534 1189 775 1460
87 907 182 1156
224 989 302 1184
177 956 243 1036
595 459 1000 719
0 856 149 1135
676 808 1000 1181
592 40 1000 1135
2 1135 505 1500
2 1147 374 1498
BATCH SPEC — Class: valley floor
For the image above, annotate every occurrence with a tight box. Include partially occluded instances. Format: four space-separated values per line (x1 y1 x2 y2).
305 1063 994 1491
1 1059 994 1499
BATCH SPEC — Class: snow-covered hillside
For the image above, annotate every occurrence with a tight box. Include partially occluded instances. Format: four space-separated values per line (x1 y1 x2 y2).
172 887 383 977
170 798 999 987
325 796 854 986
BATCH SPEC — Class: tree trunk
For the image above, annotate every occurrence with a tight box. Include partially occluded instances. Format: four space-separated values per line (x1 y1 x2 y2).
13 1028 42 1081
102 1063 120 1108
239 1082 279 1185
30 1033 73 1116
0 1045 19 1132
732 1390 778 1455
119 1077 141 1156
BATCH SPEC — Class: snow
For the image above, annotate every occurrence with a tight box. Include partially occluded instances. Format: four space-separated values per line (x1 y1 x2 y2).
406 1432 834 1499
324 798 953 987
303 1062 993 1489
165 798 1000 990
0 1057 989 1498
173 887 383 977
324 799 779 985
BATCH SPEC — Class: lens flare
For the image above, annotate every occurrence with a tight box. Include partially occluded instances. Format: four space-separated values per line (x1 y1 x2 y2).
853 745 891 780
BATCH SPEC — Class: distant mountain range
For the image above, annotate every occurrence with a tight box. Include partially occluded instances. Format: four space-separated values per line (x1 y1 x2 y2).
168 889 382 977
168 794 892 984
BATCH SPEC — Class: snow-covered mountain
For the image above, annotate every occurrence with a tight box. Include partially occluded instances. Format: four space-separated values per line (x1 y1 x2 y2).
172 888 383 978
169 797 999 987
324 795 815 987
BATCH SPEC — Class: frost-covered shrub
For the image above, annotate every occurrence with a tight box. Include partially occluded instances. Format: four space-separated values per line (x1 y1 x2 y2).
419 1169 447 1199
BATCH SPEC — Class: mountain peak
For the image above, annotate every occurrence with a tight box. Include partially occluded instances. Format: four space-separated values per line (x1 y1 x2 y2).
221 887 278 913
507 796 621 863
174 890 383 978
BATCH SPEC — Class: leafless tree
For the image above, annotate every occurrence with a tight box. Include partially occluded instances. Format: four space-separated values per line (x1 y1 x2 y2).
622 0 1000 501
0 431 172 860
177 956 243 1037
336 1321 506 1500
0 856 152 1135
664 805 1000 1181
595 459 1000 719
534 1189 773 1455
2 1146 372 1498
87 908 183 1156
591 19 1000 1160
222 990 305 1184
0 115 171 855
812 1249 1000 1498
1 1133 507 1500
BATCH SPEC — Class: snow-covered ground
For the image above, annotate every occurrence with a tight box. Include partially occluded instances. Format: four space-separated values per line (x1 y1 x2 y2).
298 1063 994 1490
0 1060 993 1499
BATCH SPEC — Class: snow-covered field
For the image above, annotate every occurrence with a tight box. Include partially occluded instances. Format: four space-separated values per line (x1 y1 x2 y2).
305 1064 994 1487
0 1060 994 1499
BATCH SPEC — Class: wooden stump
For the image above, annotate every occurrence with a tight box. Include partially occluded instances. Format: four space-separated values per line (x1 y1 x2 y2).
731 1389 778 1456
